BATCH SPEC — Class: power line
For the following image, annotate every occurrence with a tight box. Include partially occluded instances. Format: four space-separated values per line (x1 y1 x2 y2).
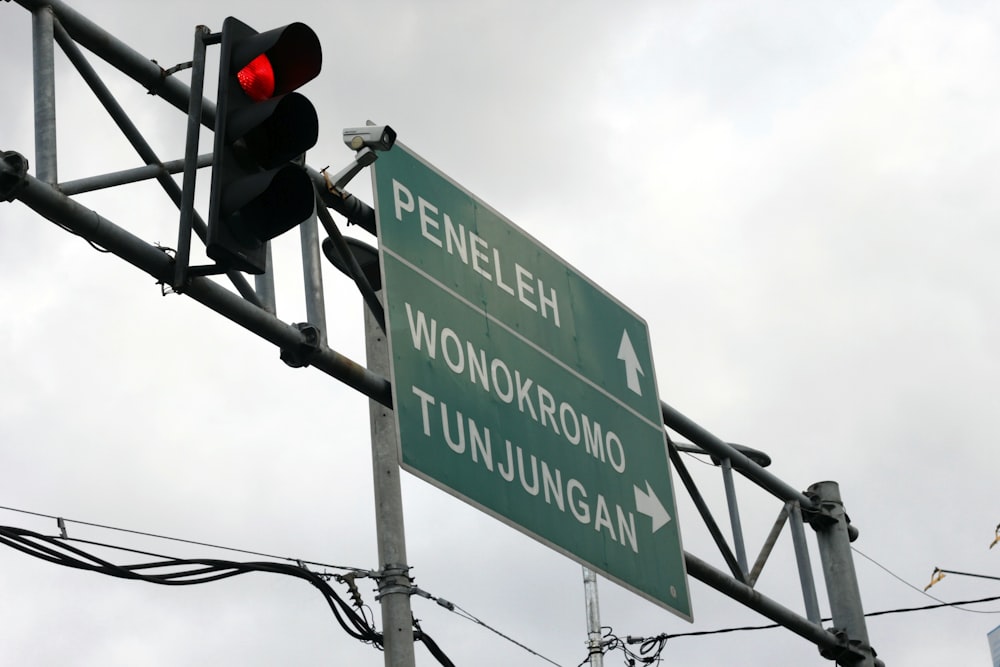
0 503 359 572
852 546 1000 615
24 502 998 664
609 549 1000 662
412 586 566 667
0 525 382 645
615 593 1000 650
598 628 668 666
612 595 1000 643
0 524 464 666
0 503 560 665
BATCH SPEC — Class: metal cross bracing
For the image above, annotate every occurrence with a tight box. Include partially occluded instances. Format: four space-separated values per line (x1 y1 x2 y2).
2 2 883 665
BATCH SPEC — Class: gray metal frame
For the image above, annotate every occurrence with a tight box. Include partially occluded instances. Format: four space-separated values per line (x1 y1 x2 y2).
3 2 883 665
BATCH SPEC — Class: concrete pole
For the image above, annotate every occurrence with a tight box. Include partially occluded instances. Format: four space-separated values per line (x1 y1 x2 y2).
807 481 881 667
365 302 416 667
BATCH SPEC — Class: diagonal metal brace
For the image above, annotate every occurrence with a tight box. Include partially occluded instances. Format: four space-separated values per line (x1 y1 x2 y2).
747 504 789 587
668 441 747 583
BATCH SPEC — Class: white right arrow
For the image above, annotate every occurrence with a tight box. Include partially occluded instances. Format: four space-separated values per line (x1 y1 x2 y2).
617 330 644 396
634 481 671 533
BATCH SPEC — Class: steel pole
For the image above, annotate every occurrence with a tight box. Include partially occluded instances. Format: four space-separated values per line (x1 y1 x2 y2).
582 567 603 667
31 4 57 183
174 25 210 289
300 215 327 346
365 301 416 667
807 481 881 666
255 244 276 314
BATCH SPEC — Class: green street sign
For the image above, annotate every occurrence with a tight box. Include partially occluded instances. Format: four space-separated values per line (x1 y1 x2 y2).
372 144 691 620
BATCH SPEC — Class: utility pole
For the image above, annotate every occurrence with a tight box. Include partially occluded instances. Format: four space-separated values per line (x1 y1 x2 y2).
366 302 416 667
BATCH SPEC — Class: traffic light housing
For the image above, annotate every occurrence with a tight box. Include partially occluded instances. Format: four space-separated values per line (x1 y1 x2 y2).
207 17 322 274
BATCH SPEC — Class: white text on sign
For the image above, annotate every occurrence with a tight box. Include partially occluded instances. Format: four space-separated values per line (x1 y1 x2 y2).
405 302 626 475
392 179 562 329
410 383 640 554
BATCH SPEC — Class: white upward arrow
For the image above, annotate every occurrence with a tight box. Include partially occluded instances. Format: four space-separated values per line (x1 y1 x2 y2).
617 330 644 396
634 482 671 533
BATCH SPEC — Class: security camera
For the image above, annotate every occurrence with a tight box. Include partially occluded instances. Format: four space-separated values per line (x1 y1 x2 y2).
343 125 397 152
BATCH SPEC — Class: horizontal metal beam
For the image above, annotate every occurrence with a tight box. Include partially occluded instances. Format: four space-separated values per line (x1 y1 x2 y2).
662 401 817 510
59 154 212 196
671 440 772 468
308 166 377 235
684 550 843 655
0 156 391 407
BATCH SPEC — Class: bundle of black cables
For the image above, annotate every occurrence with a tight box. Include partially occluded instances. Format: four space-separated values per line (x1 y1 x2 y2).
0 525 454 666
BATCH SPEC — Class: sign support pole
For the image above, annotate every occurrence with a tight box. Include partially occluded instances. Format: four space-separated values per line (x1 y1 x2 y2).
365 299 417 667
582 567 604 667
807 481 881 666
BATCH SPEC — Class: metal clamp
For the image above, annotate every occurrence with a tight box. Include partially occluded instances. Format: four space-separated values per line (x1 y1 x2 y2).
0 151 29 201
373 563 413 601
280 323 322 368
818 628 881 666
801 491 860 542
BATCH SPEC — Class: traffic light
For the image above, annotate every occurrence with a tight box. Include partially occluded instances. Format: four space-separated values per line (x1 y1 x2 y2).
207 17 322 274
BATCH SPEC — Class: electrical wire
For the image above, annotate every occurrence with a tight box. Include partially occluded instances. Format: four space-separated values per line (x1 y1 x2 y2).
583 546 1000 663
0 503 358 573
852 546 1000 614
610 591 1000 656
413 628 456 667
0 525 460 666
588 627 667 666
12 503 999 664
8 503 999 665
679 448 718 468
0 505 554 665
50 219 113 252
412 586 566 666
0 525 381 644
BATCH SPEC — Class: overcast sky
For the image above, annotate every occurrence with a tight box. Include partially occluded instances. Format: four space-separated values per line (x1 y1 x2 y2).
3 1 1000 665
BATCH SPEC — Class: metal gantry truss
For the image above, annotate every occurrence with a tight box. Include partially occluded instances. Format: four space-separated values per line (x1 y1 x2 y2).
2 2 882 665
